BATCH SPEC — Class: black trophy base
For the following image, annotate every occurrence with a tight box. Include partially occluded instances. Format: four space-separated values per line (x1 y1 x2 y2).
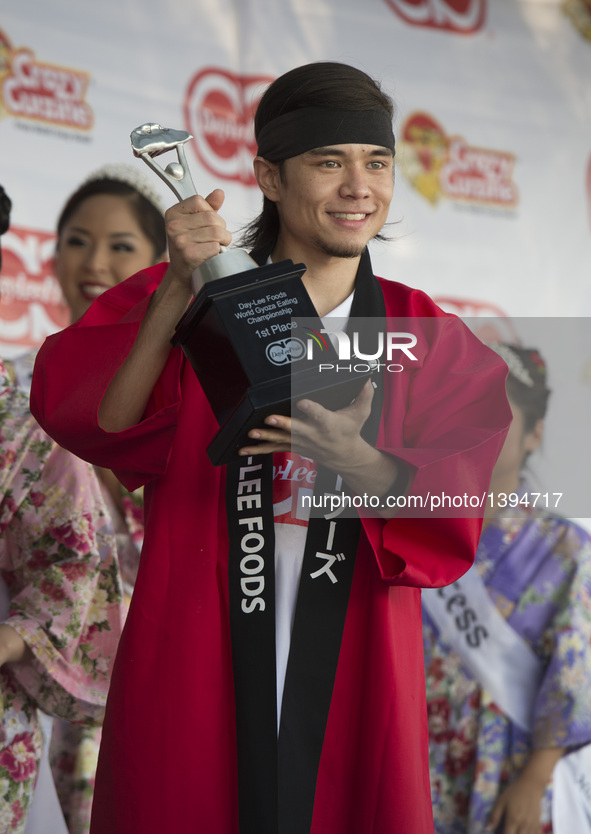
207 366 373 466
173 256 376 466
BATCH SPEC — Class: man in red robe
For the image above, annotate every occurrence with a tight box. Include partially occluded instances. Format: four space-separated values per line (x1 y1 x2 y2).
31 62 510 834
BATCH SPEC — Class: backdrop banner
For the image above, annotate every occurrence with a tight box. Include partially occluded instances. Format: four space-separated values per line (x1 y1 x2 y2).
0 0 590 518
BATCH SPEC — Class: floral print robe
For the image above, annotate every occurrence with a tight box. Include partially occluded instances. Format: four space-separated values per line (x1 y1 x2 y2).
0 362 125 833
49 483 143 834
423 505 591 833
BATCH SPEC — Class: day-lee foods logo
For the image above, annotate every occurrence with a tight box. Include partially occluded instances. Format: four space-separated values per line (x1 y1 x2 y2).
0 28 93 130
432 297 518 345
398 112 518 209
384 0 486 33
184 68 273 186
0 227 68 349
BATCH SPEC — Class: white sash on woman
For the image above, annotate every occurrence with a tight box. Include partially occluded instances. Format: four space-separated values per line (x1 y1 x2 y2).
422 565 591 832
422 564 543 732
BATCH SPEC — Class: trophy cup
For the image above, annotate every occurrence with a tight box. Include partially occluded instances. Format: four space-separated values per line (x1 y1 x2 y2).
131 124 372 465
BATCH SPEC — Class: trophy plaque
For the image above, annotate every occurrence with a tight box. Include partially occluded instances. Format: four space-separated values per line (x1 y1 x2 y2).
131 124 372 465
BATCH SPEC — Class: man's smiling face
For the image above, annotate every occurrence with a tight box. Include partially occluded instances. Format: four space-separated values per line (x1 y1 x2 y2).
269 143 394 263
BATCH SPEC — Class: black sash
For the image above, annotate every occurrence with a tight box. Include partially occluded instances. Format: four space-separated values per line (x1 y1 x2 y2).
227 454 278 833
226 249 386 833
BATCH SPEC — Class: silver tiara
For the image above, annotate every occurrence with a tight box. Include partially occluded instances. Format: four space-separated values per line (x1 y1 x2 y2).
82 163 165 215
488 342 535 388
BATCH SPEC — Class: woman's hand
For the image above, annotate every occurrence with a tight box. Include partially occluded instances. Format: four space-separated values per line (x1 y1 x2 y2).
0 624 31 667
487 775 544 834
487 747 564 834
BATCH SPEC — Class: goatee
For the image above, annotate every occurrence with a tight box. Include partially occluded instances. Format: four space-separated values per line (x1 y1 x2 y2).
312 236 366 259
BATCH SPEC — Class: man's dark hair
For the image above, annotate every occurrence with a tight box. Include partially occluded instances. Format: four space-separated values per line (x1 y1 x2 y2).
240 62 395 253
0 185 12 272
504 345 551 432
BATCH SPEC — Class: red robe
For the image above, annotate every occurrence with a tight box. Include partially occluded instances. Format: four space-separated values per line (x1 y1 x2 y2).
31 263 510 834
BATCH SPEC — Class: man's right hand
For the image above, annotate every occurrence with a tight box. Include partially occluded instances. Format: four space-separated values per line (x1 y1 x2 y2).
165 189 232 290
98 188 231 432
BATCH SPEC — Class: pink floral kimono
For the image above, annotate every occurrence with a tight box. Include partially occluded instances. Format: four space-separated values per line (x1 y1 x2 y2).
0 361 125 833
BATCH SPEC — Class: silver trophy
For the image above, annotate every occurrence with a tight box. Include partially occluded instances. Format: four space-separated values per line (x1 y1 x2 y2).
131 123 256 292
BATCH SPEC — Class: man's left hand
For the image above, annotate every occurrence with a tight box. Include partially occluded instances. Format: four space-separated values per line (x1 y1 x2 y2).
238 381 403 500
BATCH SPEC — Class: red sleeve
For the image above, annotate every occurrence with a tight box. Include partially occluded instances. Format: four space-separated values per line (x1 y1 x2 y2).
363 515 483 588
361 282 511 588
30 263 183 491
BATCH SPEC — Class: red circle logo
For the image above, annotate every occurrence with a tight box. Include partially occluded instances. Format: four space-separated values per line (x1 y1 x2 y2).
384 0 486 33
0 227 68 350
184 68 273 186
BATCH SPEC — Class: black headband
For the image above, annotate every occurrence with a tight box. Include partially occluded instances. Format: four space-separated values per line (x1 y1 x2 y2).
256 107 395 162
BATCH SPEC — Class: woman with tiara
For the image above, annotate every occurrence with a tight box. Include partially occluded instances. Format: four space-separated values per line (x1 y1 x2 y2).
422 344 591 833
45 165 167 834
5 166 167 834
0 186 125 834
